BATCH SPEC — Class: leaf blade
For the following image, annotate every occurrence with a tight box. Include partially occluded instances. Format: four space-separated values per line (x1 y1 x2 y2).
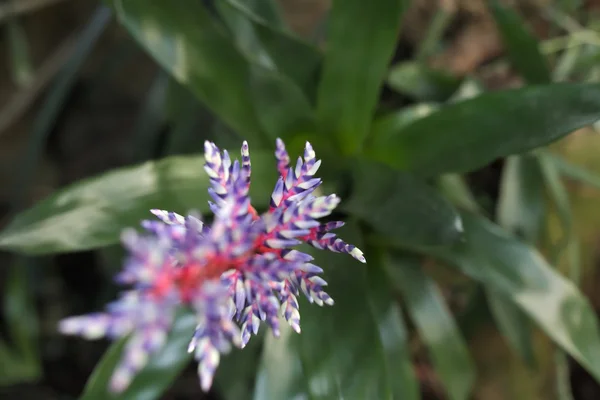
489 0 551 84
0 152 276 255
369 83 600 176
112 0 266 145
387 253 475 400
434 212 600 382
80 311 196 400
344 160 463 248
316 0 406 154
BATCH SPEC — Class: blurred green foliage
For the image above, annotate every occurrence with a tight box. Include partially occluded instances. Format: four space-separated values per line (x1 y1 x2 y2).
6 0 600 399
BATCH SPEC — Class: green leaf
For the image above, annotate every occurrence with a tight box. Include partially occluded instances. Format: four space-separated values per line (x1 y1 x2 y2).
367 256 420 400
387 62 462 102
434 212 600 382
537 150 581 400
5 259 40 372
387 253 475 400
6 19 34 87
485 289 536 366
489 0 551 84
0 257 41 385
316 0 406 154
448 77 484 103
223 0 285 30
221 0 322 96
370 103 439 146
0 152 277 255
248 63 316 141
217 1 317 141
490 154 545 366
216 332 264 400
415 7 454 61
538 152 573 262
80 311 196 400
344 160 463 248
437 174 481 213
547 151 600 190
112 0 267 145
253 325 305 400
260 224 418 399
368 83 600 176
497 154 545 242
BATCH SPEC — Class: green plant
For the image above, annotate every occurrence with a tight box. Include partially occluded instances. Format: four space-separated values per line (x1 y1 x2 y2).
4 0 600 399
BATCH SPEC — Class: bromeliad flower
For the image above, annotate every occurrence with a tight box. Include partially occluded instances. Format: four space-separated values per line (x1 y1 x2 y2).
59 138 366 393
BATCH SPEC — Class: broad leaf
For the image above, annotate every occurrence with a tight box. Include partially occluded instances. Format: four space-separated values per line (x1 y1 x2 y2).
80 311 195 400
485 289 536 367
221 0 322 97
367 255 420 400
344 160 463 248
248 63 316 141
434 212 600 382
257 224 418 399
216 331 264 400
490 154 545 366
489 0 551 84
370 103 439 146
111 0 267 145
387 253 475 400
368 83 600 176
497 154 545 242
316 0 406 154
0 153 277 254
387 61 462 102
253 325 305 400
213 1 318 140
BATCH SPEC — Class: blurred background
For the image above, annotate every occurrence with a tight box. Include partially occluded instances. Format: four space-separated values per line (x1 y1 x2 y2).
3 0 600 399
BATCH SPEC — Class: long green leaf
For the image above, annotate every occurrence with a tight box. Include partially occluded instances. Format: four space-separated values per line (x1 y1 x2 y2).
248 63 316 141
368 83 600 176
220 0 321 96
111 0 267 145
6 18 33 87
485 289 536 366
80 311 196 400
546 151 600 190
259 224 417 399
0 257 41 385
434 212 600 382
387 253 475 400
387 61 462 102
368 258 419 400
489 0 551 84
222 0 285 29
497 154 545 242
344 160 463 248
316 0 406 154
215 332 263 400
369 103 439 147
253 325 305 400
216 1 320 139
538 152 573 262
490 154 545 366
0 152 277 255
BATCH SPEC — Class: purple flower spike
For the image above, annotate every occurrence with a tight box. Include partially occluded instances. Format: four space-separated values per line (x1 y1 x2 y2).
58 137 366 394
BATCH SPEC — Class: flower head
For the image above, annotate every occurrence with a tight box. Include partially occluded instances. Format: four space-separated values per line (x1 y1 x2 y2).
59 138 365 393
